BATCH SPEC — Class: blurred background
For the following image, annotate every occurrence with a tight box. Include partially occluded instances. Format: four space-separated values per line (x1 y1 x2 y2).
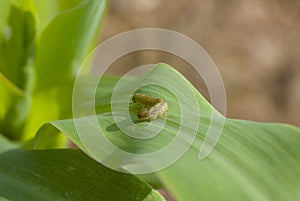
100 0 300 127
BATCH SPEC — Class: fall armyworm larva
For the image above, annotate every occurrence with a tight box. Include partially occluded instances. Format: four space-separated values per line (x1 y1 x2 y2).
132 94 168 121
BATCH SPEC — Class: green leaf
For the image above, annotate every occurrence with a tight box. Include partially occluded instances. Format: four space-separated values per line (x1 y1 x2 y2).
0 149 165 201
0 1 10 31
33 0 83 33
0 195 10 201
22 0 107 140
34 63 300 201
0 3 35 140
0 134 19 154
0 73 28 140
158 120 300 201
0 73 24 120
27 75 118 148
0 4 35 90
34 0 106 89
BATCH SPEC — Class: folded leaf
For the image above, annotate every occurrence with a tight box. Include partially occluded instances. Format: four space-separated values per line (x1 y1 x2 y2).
34 63 300 201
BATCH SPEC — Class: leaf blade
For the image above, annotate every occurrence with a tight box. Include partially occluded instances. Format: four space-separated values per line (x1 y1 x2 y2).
34 63 300 201
0 149 165 201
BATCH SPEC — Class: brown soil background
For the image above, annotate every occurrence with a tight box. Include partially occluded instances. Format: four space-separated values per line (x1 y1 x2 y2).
101 0 300 127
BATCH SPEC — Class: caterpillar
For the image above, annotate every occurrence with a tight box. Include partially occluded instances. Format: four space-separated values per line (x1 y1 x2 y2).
132 94 168 121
